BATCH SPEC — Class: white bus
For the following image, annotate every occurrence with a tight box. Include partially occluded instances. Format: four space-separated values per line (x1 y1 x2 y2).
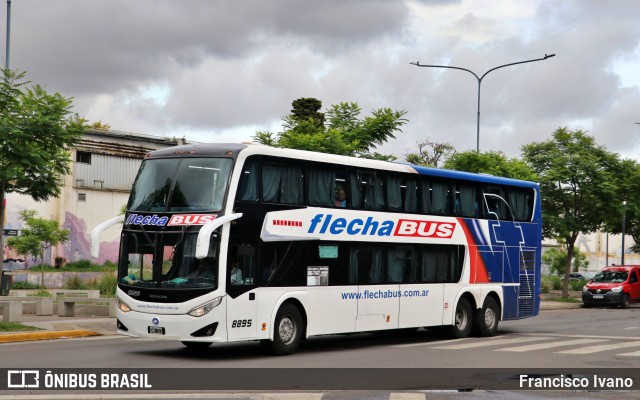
92 143 542 355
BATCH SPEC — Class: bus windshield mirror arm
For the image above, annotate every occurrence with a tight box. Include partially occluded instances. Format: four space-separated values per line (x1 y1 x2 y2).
90 215 125 259
195 213 243 259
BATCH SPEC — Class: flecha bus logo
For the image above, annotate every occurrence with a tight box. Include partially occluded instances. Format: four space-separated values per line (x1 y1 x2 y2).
394 219 456 238
167 214 216 226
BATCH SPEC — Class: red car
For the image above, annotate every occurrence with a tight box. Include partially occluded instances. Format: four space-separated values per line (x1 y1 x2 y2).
582 265 640 308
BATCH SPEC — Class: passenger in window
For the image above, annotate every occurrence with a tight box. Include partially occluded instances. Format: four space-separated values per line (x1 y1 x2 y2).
229 256 243 284
335 188 347 208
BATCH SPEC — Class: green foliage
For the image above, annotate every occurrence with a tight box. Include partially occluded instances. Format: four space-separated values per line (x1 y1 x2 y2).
569 279 587 291
28 289 52 297
10 280 39 290
522 128 618 296
98 272 118 296
541 276 553 293
6 210 69 266
0 322 41 332
28 260 117 272
254 98 407 159
0 69 86 201
542 247 589 275
64 275 86 290
404 139 456 167
444 150 537 181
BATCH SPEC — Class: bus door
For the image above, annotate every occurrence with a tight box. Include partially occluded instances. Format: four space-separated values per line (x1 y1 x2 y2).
226 243 258 340
351 246 399 332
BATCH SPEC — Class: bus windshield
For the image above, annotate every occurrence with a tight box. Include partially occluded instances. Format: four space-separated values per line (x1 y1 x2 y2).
120 230 219 290
128 157 233 212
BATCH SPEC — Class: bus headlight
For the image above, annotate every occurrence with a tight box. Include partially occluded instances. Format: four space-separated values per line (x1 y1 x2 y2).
611 286 623 293
188 296 223 317
116 297 131 313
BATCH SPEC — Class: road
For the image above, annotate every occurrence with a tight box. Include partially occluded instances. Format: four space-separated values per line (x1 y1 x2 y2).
1 306 640 393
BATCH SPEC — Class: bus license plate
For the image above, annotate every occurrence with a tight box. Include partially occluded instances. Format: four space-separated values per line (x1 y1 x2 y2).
592 294 603 299
148 326 165 335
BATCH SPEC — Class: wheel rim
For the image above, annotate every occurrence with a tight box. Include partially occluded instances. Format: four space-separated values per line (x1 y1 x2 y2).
455 308 467 329
278 315 296 344
484 307 496 329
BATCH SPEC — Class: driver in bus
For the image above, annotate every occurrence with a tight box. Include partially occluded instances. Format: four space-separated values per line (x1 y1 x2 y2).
188 258 214 280
229 256 243 284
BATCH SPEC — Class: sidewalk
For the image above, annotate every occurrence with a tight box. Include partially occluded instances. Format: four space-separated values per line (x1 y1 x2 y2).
0 314 116 343
0 300 580 344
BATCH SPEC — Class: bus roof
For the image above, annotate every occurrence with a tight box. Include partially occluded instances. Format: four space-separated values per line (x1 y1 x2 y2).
146 142 539 189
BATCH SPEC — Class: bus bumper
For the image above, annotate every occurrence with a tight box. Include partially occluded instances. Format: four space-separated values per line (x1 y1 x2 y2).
116 308 226 342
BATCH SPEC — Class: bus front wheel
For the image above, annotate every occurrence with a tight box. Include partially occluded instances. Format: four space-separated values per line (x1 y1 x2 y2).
447 297 472 339
265 303 303 356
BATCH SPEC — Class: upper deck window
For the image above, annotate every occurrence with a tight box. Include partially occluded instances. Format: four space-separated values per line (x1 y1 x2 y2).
128 157 233 212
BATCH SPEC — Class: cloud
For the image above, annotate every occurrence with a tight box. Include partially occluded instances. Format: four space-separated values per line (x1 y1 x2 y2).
5 0 640 160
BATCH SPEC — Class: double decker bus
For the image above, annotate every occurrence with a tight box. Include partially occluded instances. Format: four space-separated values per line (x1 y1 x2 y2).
92 143 542 355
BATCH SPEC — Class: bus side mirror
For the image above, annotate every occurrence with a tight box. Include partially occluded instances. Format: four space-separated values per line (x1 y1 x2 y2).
90 215 125 258
195 213 243 259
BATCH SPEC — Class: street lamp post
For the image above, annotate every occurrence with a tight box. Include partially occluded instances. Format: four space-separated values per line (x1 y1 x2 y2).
410 54 555 152
621 200 627 265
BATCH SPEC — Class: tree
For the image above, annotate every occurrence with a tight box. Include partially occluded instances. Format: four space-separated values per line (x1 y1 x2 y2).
602 158 640 253
443 150 538 181
0 69 86 262
522 128 619 297
542 247 589 276
7 210 70 287
254 98 407 159
404 139 456 167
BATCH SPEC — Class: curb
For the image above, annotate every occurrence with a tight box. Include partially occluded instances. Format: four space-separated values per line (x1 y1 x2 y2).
0 330 101 343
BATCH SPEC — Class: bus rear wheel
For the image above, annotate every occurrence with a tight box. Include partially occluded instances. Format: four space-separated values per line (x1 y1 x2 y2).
265 303 303 356
447 297 472 339
474 297 500 337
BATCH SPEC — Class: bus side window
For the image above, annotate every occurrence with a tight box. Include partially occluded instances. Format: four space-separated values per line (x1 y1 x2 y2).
237 156 260 202
233 244 257 285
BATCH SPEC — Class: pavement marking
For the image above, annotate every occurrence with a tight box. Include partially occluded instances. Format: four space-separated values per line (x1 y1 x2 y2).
389 394 426 400
556 340 640 355
496 338 608 352
617 350 640 357
392 338 471 348
430 336 547 350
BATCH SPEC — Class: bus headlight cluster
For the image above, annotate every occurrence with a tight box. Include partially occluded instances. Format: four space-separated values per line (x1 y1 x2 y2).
188 296 223 317
116 297 131 313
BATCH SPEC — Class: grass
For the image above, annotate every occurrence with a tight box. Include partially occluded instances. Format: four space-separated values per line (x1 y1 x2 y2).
29 260 117 273
0 322 42 332
547 297 582 303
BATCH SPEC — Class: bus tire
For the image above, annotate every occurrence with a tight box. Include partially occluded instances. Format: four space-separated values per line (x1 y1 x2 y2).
474 297 500 337
447 297 472 339
181 341 212 349
267 303 303 356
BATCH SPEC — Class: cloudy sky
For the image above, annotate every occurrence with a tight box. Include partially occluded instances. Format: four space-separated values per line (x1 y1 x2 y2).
4 0 640 159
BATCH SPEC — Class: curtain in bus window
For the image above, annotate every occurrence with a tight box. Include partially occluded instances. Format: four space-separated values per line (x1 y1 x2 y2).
456 185 476 217
386 175 403 212
262 163 303 204
237 157 259 201
389 246 415 283
349 172 362 209
420 181 448 215
349 247 383 284
362 173 384 211
404 179 417 213
368 249 383 283
308 168 336 207
509 189 531 221
421 250 448 283
348 249 359 284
